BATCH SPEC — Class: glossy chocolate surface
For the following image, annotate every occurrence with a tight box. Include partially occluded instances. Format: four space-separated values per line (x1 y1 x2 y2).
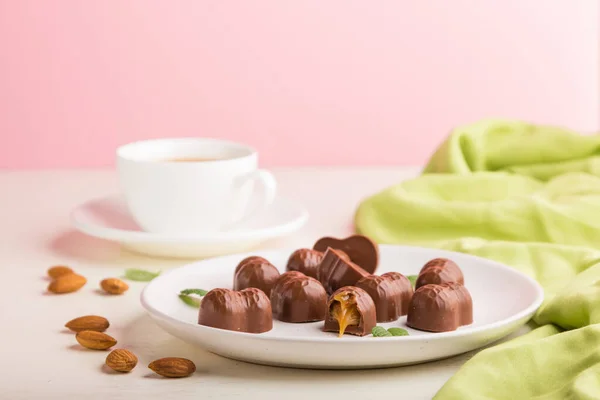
198 288 273 333
415 258 464 289
313 234 379 273
234 258 280 297
270 271 328 323
324 286 376 337
286 249 324 279
356 272 413 322
406 282 473 332
317 248 370 294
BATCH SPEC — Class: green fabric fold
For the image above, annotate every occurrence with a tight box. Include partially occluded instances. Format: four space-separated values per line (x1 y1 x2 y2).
423 119 600 179
354 120 600 399
436 324 600 400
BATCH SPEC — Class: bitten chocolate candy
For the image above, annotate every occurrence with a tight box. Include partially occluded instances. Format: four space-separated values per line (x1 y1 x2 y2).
313 234 379 273
406 282 473 332
317 248 370 294
286 249 324 279
415 258 464 289
270 271 328 323
198 288 273 333
355 272 413 322
324 286 376 337
234 258 280 297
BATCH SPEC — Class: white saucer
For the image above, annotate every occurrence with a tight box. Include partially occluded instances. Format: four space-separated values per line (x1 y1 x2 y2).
70 195 308 258
140 245 544 369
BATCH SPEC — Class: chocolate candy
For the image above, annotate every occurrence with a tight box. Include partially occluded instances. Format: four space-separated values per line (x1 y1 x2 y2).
198 288 273 333
270 271 328 323
324 286 376 337
313 234 379 273
355 272 413 322
415 258 464 289
234 258 280 297
406 282 473 332
286 249 324 279
235 256 269 274
317 248 370 294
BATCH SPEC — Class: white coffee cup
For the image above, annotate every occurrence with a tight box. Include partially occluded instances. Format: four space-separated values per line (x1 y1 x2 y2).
117 138 277 235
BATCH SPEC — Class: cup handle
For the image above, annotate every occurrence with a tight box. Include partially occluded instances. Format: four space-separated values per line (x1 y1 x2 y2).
230 169 277 228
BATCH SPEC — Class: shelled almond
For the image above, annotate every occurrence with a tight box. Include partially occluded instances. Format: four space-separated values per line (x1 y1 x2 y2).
148 358 196 378
75 331 117 350
47 265 74 279
65 315 110 333
48 273 87 294
100 278 129 295
106 349 138 372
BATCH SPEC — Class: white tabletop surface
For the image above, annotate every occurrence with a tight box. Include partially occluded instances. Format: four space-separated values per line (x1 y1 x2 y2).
0 167 530 399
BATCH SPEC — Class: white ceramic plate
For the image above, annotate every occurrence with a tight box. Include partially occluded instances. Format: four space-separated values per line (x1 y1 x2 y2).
70 195 308 259
141 245 544 369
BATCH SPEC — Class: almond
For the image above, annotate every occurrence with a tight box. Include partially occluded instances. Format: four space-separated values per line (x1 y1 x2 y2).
75 330 117 350
148 357 196 378
106 349 138 372
65 315 109 333
48 273 87 294
47 265 74 279
100 278 129 295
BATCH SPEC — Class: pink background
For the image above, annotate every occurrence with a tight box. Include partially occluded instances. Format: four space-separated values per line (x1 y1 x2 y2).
0 1 598 168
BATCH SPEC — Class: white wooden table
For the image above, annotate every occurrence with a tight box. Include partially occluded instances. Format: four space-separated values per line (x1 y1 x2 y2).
0 167 528 399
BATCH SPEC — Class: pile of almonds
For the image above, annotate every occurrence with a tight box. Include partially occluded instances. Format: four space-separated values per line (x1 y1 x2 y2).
49 266 196 378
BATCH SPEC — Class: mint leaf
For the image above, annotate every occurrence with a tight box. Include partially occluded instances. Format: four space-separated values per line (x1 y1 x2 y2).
179 294 202 308
180 288 208 296
372 326 392 337
407 275 418 288
178 288 209 308
124 268 161 282
387 327 409 336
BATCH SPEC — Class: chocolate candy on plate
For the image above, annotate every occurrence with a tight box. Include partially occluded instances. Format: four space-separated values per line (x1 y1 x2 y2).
355 272 413 322
407 282 473 332
286 249 324 279
198 288 273 333
415 258 464 289
234 257 280 297
270 271 328 323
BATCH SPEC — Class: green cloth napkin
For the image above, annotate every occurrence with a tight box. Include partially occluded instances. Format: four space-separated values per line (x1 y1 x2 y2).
354 120 600 399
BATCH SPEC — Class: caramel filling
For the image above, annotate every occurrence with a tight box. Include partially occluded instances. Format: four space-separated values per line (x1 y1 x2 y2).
330 293 361 337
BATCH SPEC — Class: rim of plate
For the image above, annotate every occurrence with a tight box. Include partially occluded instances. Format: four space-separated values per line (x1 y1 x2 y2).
140 244 545 343
70 195 309 243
